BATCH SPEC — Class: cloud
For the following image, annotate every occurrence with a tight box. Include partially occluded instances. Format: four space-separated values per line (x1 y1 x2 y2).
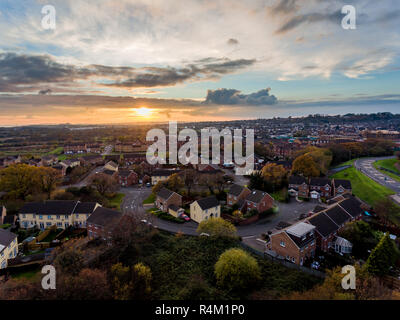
275 10 342 34
0 53 256 92
204 88 278 105
38 89 52 95
227 38 239 45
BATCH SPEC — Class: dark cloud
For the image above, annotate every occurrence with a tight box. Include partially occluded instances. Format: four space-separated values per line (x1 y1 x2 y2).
204 87 278 106
227 38 239 45
0 53 256 92
271 0 299 14
106 58 256 88
38 89 52 95
275 9 342 34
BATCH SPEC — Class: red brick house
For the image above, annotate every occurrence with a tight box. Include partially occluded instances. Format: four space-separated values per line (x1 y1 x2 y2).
288 176 309 198
118 170 138 187
333 179 352 197
64 143 86 154
87 207 122 240
243 190 274 213
155 188 182 212
309 177 332 199
268 222 316 265
123 153 147 165
227 184 251 206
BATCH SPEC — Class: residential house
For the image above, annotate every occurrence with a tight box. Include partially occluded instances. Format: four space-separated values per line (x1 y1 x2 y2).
155 188 182 212
123 153 147 165
118 170 138 187
103 169 118 178
64 143 86 154
338 197 364 220
19 200 100 230
104 160 119 172
1 206 16 227
168 204 185 218
227 184 251 206
80 155 104 166
306 212 339 252
267 222 316 266
309 177 332 199
288 176 309 198
190 196 221 223
151 169 180 185
243 190 274 214
60 158 80 176
87 207 122 240
333 179 352 197
86 144 102 153
0 229 18 269
40 155 58 167
104 155 121 163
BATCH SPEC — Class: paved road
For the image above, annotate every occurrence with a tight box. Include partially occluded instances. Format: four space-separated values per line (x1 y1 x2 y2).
121 186 317 237
354 156 400 194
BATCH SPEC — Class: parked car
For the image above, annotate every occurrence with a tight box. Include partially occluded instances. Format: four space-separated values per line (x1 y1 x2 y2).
146 182 151 187
311 261 320 270
180 214 191 222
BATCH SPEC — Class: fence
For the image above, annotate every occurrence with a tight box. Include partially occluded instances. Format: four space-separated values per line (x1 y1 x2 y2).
240 242 326 279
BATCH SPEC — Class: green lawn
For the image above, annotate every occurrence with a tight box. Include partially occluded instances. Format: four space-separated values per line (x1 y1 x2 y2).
373 158 400 182
143 193 156 204
48 146 64 155
331 165 395 206
107 193 125 210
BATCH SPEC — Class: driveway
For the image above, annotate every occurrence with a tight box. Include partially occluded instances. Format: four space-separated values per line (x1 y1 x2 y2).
355 156 400 194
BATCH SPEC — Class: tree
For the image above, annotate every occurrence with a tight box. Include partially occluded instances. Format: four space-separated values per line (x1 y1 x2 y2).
339 220 380 259
198 173 217 194
292 146 332 176
214 248 261 292
56 268 112 300
261 163 288 191
249 171 265 190
39 167 62 199
166 173 184 192
54 249 84 276
90 173 118 196
291 154 320 177
364 233 398 276
152 180 166 194
197 218 237 238
0 164 42 200
111 262 152 300
182 169 197 197
374 198 400 226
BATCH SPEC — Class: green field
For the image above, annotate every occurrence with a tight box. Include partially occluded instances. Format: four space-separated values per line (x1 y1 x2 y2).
373 158 400 182
331 164 395 206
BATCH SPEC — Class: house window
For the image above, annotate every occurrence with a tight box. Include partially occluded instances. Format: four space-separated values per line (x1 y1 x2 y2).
39 215 43 220
291 257 295 263
47 215 52 219
280 241 286 247
22 214 26 218
56 215 60 219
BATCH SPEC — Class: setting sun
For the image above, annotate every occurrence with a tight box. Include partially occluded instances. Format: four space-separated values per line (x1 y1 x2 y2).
133 107 153 118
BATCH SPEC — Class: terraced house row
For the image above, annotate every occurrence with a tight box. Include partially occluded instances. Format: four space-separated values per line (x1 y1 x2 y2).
0 228 18 269
19 200 102 230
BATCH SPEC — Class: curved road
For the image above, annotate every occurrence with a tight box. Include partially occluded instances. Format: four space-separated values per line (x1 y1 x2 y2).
354 156 400 194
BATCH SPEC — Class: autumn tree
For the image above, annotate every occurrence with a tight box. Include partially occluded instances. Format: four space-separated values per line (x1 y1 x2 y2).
261 163 288 191
54 249 85 276
90 173 118 196
0 164 42 199
214 248 261 292
111 262 152 300
152 180 166 194
374 198 400 226
39 167 62 199
166 173 184 192
291 154 320 177
197 217 237 238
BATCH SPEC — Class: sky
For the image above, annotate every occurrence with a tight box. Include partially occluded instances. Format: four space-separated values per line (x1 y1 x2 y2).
0 0 399 125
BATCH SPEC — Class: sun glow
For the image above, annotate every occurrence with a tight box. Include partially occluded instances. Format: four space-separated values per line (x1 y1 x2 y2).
133 107 153 118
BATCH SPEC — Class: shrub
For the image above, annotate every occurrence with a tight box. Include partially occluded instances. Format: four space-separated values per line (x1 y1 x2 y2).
197 218 237 238
214 248 261 292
